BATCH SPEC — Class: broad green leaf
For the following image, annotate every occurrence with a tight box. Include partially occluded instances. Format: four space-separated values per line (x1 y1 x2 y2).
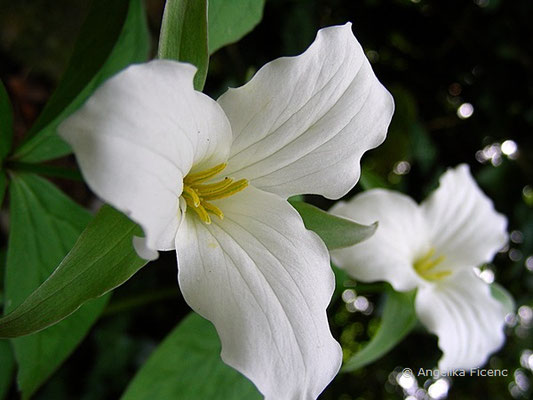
122 313 261 400
12 0 149 163
491 282 515 314
342 288 417 372
3 173 108 398
208 0 265 54
290 201 377 250
0 80 13 160
158 0 208 91
0 340 14 400
0 205 146 339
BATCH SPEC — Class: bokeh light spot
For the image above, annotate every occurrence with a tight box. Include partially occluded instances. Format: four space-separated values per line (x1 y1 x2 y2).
457 103 474 119
428 378 450 399
501 140 518 158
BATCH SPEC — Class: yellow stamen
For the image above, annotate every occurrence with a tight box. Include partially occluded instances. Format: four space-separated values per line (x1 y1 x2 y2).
194 177 235 195
184 163 227 185
413 248 450 281
188 202 211 224
182 185 201 207
423 270 452 280
181 163 248 224
203 202 224 220
201 179 248 201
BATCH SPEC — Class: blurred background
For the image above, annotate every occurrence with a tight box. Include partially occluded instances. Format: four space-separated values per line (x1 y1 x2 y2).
0 0 532 398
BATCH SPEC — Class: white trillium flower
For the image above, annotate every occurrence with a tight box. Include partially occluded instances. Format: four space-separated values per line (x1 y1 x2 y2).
59 24 394 399
331 165 508 371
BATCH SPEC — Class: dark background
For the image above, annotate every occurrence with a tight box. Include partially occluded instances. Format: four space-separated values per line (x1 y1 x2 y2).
0 0 532 398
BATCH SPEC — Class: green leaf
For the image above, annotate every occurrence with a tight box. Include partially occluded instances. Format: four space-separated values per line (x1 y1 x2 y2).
0 250 11 400
0 248 12 400
359 167 390 190
409 122 436 173
332 265 349 301
0 172 6 208
7 161 82 182
12 0 149 163
208 0 265 54
3 173 108 398
342 288 417 372
0 205 147 339
290 201 377 250
158 0 208 91
0 341 14 400
122 313 261 400
491 282 515 314
0 80 13 160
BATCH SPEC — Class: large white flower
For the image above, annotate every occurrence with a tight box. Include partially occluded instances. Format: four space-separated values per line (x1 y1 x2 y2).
331 165 508 371
58 24 394 399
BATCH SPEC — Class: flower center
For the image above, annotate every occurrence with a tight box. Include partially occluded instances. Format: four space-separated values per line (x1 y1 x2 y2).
182 163 248 224
413 248 451 281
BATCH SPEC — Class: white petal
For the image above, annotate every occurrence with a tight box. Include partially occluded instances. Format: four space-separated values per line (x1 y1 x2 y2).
415 270 506 371
59 60 232 254
218 23 394 200
175 187 342 399
132 236 160 261
330 189 427 291
421 164 508 271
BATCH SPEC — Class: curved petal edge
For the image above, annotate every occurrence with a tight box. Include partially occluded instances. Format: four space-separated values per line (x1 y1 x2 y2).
175 187 342 399
219 23 394 200
416 270 507 371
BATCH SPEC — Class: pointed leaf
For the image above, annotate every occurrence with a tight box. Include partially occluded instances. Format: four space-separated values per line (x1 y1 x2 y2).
208 0 265 54
12 0 149 163
0 80 13 160
0 205 147 339
3 173 108 398
158 0 208 91
121 313 260 400
290 200 377 250
342 287 417 372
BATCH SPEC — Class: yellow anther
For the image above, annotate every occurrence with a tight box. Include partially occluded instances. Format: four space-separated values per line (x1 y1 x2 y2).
194 177 235 195
182 185 201 207
181 163 248 224
414 248 450 281
203 202 224 220
201 179 248 201
184 163 227 185
414 248 446 272
423 270 452 280
182 193 196 210
188 202 211 224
